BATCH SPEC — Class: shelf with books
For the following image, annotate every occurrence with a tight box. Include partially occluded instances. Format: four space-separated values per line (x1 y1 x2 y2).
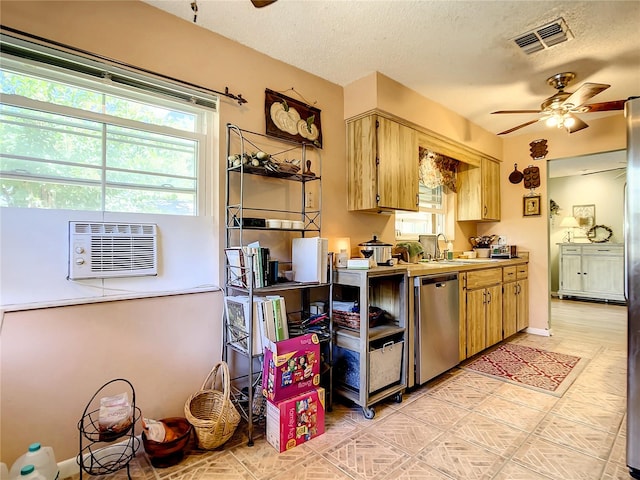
223 123 332 447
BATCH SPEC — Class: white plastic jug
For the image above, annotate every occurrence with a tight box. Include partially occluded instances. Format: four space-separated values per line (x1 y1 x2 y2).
18 466 45 480
9 444 58 480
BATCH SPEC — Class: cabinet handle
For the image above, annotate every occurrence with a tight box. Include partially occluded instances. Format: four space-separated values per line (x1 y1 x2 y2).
484 205 488 216
483 291 487 304
416 193 419 206
577 272 582 275
487 290 491 304
516 284 520 294
583 272 588 275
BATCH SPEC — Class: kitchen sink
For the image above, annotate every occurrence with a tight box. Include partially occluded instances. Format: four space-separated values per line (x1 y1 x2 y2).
452 258 502 262
433 260 478 265
419 258 501 266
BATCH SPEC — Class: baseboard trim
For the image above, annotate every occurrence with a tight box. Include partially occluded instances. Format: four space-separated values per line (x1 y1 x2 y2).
525 327 551 337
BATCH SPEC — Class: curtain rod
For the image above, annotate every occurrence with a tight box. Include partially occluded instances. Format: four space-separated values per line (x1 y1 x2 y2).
0 25 248 105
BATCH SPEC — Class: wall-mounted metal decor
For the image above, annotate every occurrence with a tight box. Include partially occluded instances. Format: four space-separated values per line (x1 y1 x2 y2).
529 139 548 160
265 88 322 148
523 165 541 191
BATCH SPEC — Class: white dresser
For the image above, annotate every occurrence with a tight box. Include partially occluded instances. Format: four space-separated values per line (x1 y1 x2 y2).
558 243 625 302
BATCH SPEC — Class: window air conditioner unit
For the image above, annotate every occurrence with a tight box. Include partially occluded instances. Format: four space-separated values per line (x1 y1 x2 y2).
68 222 158 280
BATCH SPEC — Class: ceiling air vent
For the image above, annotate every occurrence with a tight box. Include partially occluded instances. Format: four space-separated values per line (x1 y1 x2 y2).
68 221 158 280
513 17 573 54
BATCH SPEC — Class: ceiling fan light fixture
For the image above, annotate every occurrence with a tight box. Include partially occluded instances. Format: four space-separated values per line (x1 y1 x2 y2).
546 115 560 127
563 115 576 128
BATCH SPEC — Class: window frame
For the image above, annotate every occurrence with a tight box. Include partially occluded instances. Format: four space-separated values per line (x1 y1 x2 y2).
395 184 452 241
1 36 216 216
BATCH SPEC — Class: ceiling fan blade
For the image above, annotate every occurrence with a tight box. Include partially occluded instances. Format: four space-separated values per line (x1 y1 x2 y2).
561 82 610 108
491 110 542 114
583 99 627 112
497 119 541 135
565 113 589 133
251 0 277 7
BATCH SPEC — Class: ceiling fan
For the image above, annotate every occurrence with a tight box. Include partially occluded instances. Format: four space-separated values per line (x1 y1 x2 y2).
492 72 627 135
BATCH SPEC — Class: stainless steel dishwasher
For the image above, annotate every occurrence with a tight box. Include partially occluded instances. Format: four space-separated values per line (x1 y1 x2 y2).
415 273 459 385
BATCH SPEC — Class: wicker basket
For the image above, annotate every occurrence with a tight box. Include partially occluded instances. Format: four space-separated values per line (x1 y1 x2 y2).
332 309 361 330
332 307 389 330
184 362 241 450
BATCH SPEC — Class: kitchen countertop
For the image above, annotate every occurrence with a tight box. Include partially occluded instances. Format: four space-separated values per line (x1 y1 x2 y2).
406 255 528 277
336 254 529 278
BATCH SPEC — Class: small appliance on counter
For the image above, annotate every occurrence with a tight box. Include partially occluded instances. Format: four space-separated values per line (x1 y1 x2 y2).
359 236 394 266
490 244 517 259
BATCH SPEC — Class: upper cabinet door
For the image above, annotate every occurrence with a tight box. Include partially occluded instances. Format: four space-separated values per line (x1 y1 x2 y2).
457 157 501 221
376 117 418 212
347 115 378 211
346 114 418 213
481 158 501 221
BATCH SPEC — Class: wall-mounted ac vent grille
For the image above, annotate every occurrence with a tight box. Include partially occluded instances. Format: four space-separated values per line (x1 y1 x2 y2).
513 17 573 54
68 222 158 280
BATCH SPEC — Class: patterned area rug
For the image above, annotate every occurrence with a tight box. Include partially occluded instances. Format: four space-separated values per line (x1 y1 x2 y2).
462 343 585 396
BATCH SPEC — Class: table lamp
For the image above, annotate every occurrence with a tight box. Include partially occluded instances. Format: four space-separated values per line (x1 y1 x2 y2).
332 237 351 267
560 216 580 242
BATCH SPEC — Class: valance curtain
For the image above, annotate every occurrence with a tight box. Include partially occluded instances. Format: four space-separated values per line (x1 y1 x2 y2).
418 147 459 192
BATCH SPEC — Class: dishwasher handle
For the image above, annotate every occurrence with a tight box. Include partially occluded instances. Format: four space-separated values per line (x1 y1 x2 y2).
415 273 458 286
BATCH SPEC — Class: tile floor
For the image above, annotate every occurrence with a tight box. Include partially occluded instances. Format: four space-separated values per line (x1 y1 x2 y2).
81 298 630 480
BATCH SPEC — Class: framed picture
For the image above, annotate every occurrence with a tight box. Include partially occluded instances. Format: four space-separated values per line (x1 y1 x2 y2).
572 204 596 229
523 195 541 217
265 88 322 148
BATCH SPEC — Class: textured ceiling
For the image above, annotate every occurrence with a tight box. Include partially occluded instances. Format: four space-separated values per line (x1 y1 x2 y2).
143 0 640 138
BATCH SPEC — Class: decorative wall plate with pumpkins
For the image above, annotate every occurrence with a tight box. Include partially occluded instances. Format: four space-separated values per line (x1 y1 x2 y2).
265 88 322 148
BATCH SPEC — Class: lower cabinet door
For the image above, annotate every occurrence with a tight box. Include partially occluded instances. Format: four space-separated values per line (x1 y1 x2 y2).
582 254 624 296
485 284 503 347
502 281 518 339
516 278 529 331
466 288 486 357
560 254 583 293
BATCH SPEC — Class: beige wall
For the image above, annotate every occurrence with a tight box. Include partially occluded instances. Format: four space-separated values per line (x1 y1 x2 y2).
0 0 629 464
1 292 223 464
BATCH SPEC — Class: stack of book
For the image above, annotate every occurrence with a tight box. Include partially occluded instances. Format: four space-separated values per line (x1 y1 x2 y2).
224 246 272 288
223 295 289 355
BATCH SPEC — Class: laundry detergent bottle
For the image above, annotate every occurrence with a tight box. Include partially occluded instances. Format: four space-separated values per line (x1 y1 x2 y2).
9 444 58 480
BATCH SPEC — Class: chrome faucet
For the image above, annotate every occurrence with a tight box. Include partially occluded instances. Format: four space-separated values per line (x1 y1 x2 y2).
435 233 448 260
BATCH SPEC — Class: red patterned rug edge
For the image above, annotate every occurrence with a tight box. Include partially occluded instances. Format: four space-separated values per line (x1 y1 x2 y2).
460 343 587 397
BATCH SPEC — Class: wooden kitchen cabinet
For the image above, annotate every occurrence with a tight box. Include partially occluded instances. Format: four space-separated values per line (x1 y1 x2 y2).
558 243 625 302
457 158 501 221
346 114 418 212
464 267 503 357
503 264 529 338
